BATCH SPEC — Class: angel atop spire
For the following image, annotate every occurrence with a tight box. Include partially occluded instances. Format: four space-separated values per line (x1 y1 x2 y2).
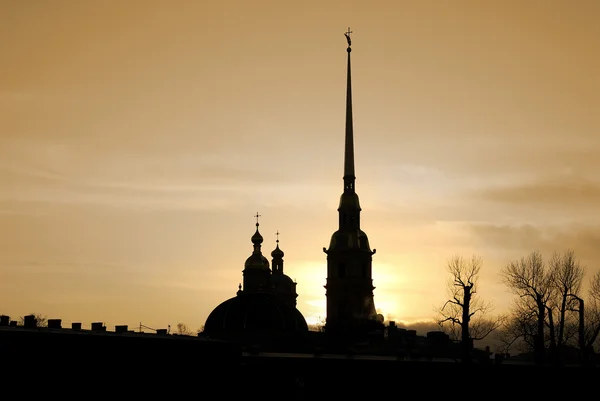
344 27 352 46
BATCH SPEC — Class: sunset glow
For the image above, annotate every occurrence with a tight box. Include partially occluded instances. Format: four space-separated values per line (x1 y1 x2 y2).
1 1 599 333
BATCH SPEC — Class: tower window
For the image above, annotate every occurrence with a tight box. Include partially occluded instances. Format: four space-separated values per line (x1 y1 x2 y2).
339 263 346 278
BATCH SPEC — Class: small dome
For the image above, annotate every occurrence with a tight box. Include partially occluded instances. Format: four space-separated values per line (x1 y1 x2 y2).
271 244 284 258
251 226 263 245
272 273 295 292
244 222 269 270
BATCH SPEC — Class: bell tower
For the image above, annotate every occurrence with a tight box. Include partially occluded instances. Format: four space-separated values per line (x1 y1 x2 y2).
323 29 381 338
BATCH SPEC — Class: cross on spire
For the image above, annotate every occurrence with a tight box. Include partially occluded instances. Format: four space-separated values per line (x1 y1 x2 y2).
254 212 261 226
275 230 280 244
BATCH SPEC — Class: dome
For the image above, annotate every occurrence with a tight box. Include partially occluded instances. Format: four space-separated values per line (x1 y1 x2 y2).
271 244 284 258
251 226 263 245
244 223 269 270
338 192 361 210
328 229 372 252
203 292 308 340
272 273 295 292
244 253 270 270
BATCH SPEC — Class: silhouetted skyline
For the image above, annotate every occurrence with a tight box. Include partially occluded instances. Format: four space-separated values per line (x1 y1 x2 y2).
1 1 600 334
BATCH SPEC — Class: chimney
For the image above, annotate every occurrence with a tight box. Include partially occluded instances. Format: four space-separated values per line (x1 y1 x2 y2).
115 325 128 333
71 322 82 330
0 315 9 326
23 314 37 329
91 322 106 331
48 319 62 329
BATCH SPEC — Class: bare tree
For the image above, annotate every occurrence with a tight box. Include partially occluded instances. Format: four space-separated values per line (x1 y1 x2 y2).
577 271 600 365
19 313 48 328
501 250 600 366
588 271 600 345
546 250 585 364
175 322 192 335
496 300 538 355
501 250 554 365
437 255 504 363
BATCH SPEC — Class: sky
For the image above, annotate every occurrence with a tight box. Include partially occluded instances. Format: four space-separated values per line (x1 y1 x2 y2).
1 0 599 333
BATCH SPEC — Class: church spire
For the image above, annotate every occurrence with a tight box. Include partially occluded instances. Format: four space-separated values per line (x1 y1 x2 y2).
271 230 284 275
243 213 271 293
343 27 355 193
323 29 379 337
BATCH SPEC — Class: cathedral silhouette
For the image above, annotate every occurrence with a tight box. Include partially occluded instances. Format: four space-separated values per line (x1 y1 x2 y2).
203 216 309 346
203 30 385 347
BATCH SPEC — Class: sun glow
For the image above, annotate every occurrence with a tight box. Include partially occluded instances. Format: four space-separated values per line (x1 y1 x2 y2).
291 260 431 327
371 262 409 322
290 261 327 326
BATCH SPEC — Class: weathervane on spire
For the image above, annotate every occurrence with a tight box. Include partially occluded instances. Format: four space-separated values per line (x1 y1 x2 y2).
344 27 352 47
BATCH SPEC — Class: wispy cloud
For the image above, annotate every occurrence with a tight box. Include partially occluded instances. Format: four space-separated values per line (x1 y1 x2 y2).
462 222 600 266
474 175 600 209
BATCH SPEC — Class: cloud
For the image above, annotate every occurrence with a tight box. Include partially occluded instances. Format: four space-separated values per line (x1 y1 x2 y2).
474 176 600 209
0 138 339 211
393 320 440 336
462 222 600 271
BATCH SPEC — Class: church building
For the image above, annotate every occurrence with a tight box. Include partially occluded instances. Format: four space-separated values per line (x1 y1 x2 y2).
204 30 383 347
202 217 308 348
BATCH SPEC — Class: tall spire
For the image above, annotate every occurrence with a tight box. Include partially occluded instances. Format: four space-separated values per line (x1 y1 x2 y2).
323 28 380 338
343 27 355 193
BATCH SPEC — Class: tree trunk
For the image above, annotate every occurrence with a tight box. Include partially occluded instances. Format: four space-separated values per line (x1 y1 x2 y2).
558 291 567 346
547 306 560 366
577 298 587 367
461 286 472 364
535 298 546 366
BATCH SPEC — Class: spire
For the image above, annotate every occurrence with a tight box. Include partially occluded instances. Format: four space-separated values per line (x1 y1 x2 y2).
271 230 284 257
343 27 355 193
271 230 284 274
244 212 269 271
324 28 372 253
243 212 271 293
323 29 379 338
250 212 263 250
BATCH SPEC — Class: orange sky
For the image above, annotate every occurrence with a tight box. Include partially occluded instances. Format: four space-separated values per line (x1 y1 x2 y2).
1 0 599 331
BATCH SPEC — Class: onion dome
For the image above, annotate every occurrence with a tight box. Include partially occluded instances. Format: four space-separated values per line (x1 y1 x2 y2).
244 220 270 270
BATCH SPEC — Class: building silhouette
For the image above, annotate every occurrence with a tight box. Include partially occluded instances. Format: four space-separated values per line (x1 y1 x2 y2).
2 34 598 396
323 31 384 338
202 217 308 348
